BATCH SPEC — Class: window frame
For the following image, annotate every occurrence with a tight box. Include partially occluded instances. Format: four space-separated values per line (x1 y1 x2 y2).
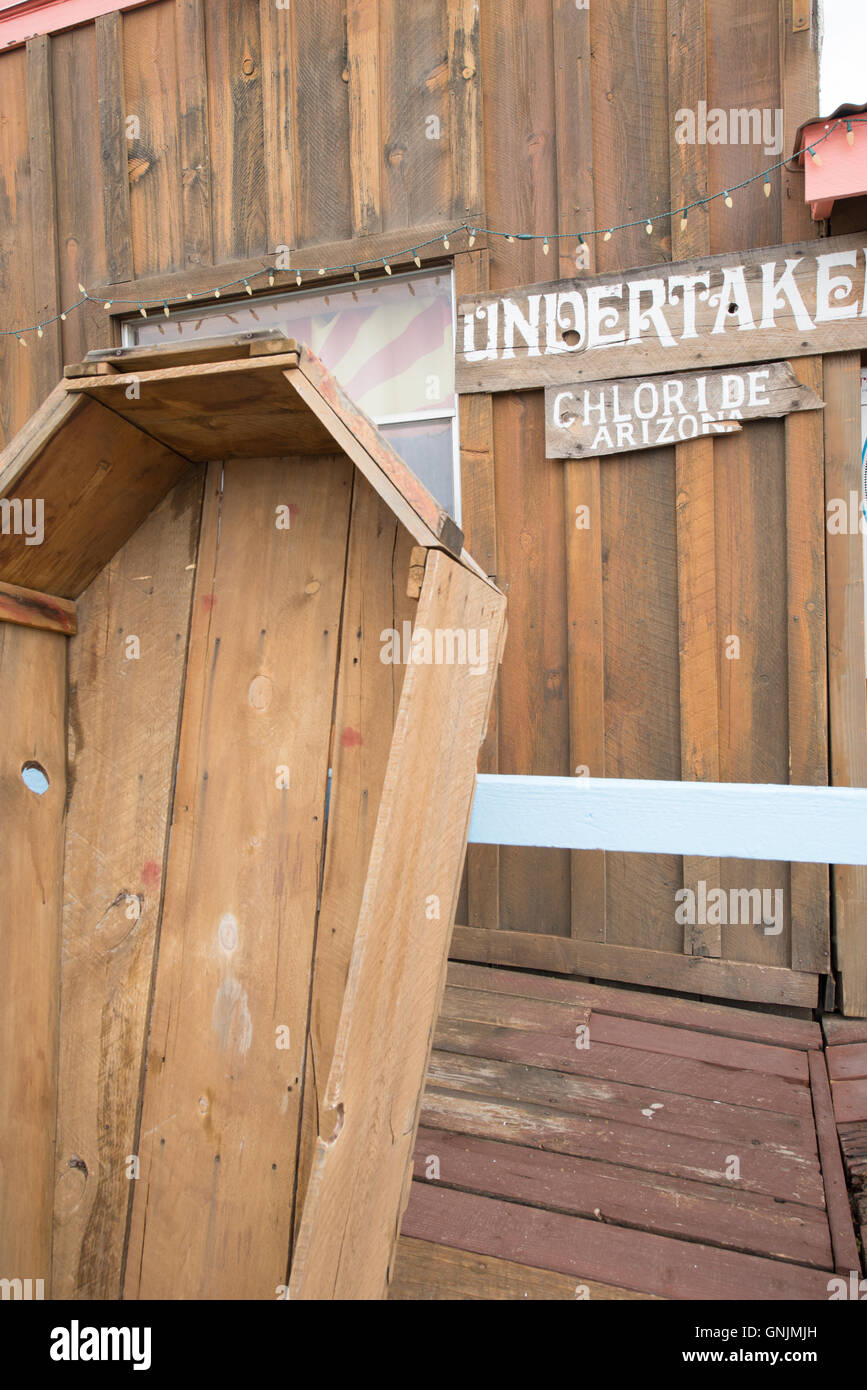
121 264 463 524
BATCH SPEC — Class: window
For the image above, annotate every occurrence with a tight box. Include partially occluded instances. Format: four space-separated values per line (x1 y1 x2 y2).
0 2 155 50
124 267 461 519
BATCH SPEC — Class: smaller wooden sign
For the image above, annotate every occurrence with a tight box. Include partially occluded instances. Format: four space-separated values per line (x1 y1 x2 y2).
545 361 823 459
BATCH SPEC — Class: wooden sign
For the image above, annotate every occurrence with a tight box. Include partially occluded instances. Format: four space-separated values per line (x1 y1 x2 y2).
545 362 824 458
456 231 867 393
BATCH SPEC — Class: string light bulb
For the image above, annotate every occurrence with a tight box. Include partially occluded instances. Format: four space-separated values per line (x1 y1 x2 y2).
318 267 325 275
3 154 828 344
17 333 26 346
847 120 855 147
37 326 44 338
163 301 170 316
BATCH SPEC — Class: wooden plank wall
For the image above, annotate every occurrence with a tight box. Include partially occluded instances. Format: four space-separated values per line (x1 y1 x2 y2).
1 0 862 1008
0 624 66 1290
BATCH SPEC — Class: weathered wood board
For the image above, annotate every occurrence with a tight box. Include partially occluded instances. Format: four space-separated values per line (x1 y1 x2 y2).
0 623 66 1288
0 579 76 634
290 550 506 1300
457 232 867 392
125 455 353 1300
546 362 823 458
51 470 201 1300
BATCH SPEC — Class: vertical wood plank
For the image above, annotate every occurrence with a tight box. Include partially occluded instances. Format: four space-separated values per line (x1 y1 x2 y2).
0 48 37 446
259 0 297 255
51 470 202 1300
674 436 722 957
347 0 382 238
290 552 506 1299
122 1 184 279
786 356 830 975
482 0 569 937
715 418 791 969
823 352 867 1016
291 0 352 247
552 0 595 278
554 0 604 942
564 457 605 941
779 0 819 244
125 454 353 1299
205 0 267 263
26 34 63 394
669 0 721 958
0 624 66 1288
380 0 450 232
705 0 780 252
96 11 134 285
52 26 109 363
175 0 212 269
455 248 499 932
294 477 416 1236
447 0 484 223
594 0 680 951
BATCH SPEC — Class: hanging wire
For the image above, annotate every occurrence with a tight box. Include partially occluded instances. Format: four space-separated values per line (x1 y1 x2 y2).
1 117 856 341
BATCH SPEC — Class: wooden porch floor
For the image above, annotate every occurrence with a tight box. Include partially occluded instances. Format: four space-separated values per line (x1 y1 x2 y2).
390 963 860 1300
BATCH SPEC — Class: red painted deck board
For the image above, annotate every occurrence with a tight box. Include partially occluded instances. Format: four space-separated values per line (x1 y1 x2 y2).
827 1042 867 1081
450 962 822 1050
829 1078 867 1124
413 1128 832 1267
402 1185 837 1301
427 1049 819 1155
398 968 858 1299
434 1016 814 1116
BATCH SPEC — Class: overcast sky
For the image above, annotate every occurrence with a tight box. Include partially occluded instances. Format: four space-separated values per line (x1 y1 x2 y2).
820 0 867 109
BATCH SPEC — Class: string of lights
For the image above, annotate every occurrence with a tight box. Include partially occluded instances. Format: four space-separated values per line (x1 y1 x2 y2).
4 115 862 344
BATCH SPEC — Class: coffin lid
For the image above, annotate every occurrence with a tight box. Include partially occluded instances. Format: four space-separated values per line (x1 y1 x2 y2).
0 331 471 599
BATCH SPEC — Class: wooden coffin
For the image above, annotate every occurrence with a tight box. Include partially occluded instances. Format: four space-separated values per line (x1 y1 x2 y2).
0 333 505 1300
